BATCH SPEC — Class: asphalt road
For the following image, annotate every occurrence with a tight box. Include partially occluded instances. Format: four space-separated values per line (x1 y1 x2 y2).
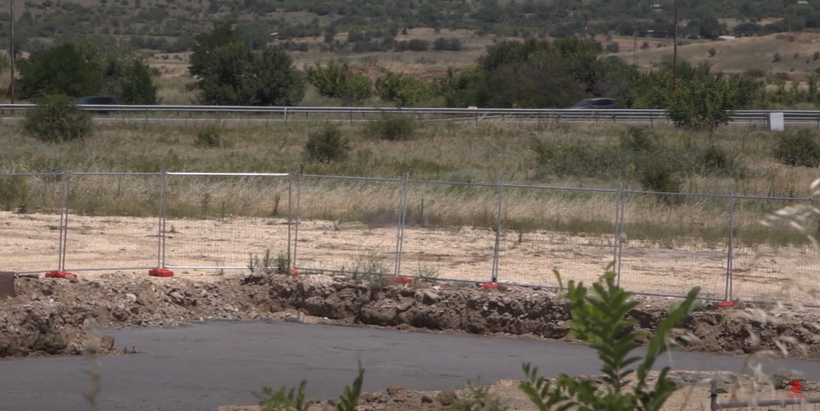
2 320 819 411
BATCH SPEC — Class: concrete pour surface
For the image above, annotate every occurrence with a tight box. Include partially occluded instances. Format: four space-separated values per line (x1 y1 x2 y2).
2 320 819 411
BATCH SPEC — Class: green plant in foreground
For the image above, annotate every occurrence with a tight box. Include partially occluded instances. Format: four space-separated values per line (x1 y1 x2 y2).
520 264 701 411
255 357 365 411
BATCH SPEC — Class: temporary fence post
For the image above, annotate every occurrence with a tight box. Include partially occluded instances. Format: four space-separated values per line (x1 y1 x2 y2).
60 171 73 271
292 166 303 269
725 185 736 302
616 182 626 287
400 173 409 275
157 166 168 268
162 167 168 268
58 170 70 271
287 170 293 271
612 183 622 268
394 172 409 277
491 175 505 283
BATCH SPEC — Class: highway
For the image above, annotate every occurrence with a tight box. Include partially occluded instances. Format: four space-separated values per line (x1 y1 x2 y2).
1 320 818 411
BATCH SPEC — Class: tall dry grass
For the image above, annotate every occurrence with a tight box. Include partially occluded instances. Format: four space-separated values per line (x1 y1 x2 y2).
0 120 817 249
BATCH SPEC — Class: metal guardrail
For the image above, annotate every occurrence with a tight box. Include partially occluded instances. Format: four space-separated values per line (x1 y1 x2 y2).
0 104 817 120
2 104 820 125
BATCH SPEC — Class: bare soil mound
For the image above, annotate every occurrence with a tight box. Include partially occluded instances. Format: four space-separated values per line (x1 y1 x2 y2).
1 273 819 360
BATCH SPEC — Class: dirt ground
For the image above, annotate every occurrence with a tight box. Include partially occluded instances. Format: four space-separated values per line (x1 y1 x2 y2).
2 272 820 409
2 272 819 361
218 370 820 411
3 211 819 304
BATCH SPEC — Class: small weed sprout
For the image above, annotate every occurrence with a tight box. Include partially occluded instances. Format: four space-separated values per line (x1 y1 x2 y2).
416 261 440 282
348 249 390 287
275 252 289 274
247 253 259 273
248 249 281 274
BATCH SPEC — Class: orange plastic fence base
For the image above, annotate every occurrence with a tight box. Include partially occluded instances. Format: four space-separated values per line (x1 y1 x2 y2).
149 268 174 277
45 271 78 279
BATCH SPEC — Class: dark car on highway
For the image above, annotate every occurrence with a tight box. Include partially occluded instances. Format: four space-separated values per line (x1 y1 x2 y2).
76 96 119 115
568 98 620 109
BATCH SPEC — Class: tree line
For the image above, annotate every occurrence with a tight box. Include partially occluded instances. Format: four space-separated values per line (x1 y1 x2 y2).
0 0 815 57
15 36 158 105
11 21 796 134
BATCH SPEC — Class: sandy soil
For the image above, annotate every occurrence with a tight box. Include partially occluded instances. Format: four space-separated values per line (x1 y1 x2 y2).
2 210 819 303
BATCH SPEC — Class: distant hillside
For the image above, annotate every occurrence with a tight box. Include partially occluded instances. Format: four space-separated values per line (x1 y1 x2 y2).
0 0 810 56
610 31 820 79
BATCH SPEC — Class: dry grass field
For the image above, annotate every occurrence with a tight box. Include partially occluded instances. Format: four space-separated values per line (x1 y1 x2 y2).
2 120 820 302
614 31 820 77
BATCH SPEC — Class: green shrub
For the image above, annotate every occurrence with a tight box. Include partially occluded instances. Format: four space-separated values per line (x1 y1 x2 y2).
619 126 657 154
530 138 619 179
194 125 222 148
697 145 737 176
340 74 373 104
23 94 93 143
637 160 683 205
374 70 429 107
773 130 820 167
304 124 351 163
364 113 416 141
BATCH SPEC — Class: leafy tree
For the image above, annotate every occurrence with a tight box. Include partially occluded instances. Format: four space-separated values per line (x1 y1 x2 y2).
520 266 700 411
375 70 428 107
23 94 94 143
76 36 138 97
305 59 373 104
340 74 373 104
485 53 585 108
629 58 766 130
433 66 489 108
246 46 307 106
436 37 636 108
306 59 350 99
17 43 101 99
118 59 159 104
189 20 240 79
194 41 306 106
667 72 737 133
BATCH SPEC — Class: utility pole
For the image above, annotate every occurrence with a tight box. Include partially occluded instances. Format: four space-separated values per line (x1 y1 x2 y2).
9 0 14 104
671 0 678 94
